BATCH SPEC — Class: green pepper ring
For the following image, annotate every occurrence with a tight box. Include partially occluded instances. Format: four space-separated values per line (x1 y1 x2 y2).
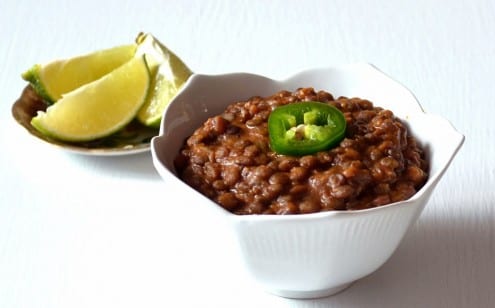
268 101 347 156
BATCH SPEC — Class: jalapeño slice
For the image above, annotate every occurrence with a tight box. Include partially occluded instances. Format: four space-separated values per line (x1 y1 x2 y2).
268 101 346 156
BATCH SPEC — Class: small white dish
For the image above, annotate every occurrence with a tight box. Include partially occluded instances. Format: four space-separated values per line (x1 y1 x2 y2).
12 86 157 156
151 63 464 298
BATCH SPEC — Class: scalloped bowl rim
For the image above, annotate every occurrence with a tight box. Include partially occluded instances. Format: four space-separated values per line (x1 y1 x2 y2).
152 62 464 222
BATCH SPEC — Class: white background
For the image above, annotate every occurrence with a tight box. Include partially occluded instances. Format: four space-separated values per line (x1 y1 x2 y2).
1 0 494 307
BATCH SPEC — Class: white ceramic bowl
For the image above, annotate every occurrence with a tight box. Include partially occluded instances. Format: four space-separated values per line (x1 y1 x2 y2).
151 63 464 299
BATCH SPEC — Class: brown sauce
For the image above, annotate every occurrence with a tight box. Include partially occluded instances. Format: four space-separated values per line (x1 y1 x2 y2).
174 88 428 215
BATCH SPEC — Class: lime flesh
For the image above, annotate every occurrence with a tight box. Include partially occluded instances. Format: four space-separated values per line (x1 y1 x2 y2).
31 56 150 142
135 33 192 127
22 44 137 103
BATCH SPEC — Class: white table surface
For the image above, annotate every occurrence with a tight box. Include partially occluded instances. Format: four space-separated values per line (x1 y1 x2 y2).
1 0 493 307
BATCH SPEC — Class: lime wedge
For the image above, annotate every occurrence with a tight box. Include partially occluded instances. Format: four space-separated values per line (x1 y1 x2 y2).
31 56 150 142
22 44 136 103
135 33 192 127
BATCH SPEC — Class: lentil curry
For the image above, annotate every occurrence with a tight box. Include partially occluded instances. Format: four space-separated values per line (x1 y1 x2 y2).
174 88 428 215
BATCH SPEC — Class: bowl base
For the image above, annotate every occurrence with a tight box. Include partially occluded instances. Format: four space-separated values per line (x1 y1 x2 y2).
267 282 353 299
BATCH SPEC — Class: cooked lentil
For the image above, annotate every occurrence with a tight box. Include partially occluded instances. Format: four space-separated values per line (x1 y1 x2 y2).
174 88 428 215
